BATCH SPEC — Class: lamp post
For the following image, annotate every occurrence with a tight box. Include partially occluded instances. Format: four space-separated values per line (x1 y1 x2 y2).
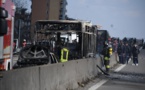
18 19 21 48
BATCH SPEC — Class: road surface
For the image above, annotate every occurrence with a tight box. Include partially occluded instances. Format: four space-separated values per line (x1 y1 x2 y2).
77 49 145 90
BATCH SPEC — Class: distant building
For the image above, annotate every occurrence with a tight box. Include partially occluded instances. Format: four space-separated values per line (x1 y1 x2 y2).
31 0 67 25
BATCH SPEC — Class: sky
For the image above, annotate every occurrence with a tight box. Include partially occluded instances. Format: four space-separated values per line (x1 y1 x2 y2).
13 0 31 12
66 0 145 39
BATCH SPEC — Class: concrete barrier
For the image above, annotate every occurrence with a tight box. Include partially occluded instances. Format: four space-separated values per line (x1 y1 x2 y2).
96 52 118 70
110 53 118 68
0 67 40 90
0 53 118 90
40 58 100 90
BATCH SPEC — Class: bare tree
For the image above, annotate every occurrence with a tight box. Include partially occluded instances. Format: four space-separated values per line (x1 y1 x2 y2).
13 0 32 47
13 0 26 8
13 0 31 12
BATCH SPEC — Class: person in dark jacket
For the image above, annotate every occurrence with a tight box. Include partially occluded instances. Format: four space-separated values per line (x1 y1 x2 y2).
125 43 131 64
121 43 126 64
132 44 139 66
102 43 111 73
117 41 124 64
117 41 122 63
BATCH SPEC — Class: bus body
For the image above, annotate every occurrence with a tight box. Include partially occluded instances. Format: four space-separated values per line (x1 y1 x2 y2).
35 20 97 59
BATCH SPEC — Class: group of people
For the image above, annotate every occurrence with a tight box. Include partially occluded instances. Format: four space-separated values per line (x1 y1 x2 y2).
102 39 141 73
117 41 140 66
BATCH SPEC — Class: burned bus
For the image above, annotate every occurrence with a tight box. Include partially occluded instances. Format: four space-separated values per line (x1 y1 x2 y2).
14 20 97 68
34 20 97 60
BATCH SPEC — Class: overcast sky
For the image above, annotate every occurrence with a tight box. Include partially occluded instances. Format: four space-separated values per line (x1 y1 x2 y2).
67 0 145 39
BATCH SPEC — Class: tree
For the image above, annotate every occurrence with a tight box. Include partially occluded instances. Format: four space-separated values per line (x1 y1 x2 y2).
13 0 32 47
13 0 31 12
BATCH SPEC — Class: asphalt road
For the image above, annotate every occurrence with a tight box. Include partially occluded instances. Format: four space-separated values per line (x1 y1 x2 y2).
77 49 145 90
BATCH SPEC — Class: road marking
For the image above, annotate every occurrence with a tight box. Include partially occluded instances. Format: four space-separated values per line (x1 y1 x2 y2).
88 79 108 90
114 64 126 72
115 58 131 72
88 58 131 90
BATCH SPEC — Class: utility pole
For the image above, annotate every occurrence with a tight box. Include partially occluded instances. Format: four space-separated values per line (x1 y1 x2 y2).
18 19 21 48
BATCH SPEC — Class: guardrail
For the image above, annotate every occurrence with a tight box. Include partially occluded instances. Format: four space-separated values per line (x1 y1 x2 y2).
0 53 118 90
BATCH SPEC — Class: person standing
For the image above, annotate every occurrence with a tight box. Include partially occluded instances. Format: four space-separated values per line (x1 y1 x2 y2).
132 44 139 66
117 41 123 64
102 43 111 73
121 42 126 64
22 39 27 48
125 43 131 64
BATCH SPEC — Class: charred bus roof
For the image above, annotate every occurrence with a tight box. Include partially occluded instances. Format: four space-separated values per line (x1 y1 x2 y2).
35 20 96 34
